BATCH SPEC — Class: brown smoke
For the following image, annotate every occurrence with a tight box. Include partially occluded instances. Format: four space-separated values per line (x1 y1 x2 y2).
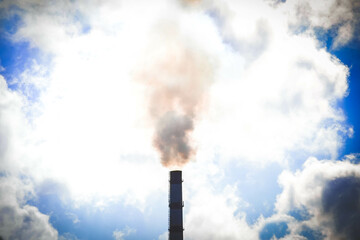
154 112 194 167
135 23 214 167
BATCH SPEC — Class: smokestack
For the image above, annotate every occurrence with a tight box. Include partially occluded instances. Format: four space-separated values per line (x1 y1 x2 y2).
169 170 184 240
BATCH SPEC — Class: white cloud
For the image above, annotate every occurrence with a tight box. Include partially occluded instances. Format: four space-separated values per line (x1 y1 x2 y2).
59 232 79 240
0 75 58 239
181 158 258 240
275 156 360 239
112 226 136 240
0 175 58 240
66 212 80 224
185 184 258 240
0 0 357 238
0 76 29 173
158 231 168 240
195 0 350 165
276 156 360 213
1 0 351 193
284 0 359 48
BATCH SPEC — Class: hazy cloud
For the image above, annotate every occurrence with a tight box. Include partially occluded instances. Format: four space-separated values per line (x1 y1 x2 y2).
59 232 79 240
113 226 136 240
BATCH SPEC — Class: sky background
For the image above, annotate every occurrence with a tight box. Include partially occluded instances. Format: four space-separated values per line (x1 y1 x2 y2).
0 0 359 239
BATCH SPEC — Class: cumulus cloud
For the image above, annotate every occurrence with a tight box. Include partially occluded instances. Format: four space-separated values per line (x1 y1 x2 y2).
0 76 28 173
0 0 351 193
195 0 350 165
0 0 172 203
185 184 258 240
204 0 273 63
0 73 57 239
0 175 58 240
322 176 360 239
0 0 358 238
285 0 360 48
275 156 360 239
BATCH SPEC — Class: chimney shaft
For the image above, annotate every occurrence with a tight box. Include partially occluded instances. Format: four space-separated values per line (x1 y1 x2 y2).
169 170 184 240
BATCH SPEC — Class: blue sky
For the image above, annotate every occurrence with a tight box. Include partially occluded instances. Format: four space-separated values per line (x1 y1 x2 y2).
336 43 360 157
0 1 359 240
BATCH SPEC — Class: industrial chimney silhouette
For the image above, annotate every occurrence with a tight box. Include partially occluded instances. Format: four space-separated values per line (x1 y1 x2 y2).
169 170 184 240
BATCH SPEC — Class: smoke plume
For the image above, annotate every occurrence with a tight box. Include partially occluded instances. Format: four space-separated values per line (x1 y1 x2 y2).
136 23 214 167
